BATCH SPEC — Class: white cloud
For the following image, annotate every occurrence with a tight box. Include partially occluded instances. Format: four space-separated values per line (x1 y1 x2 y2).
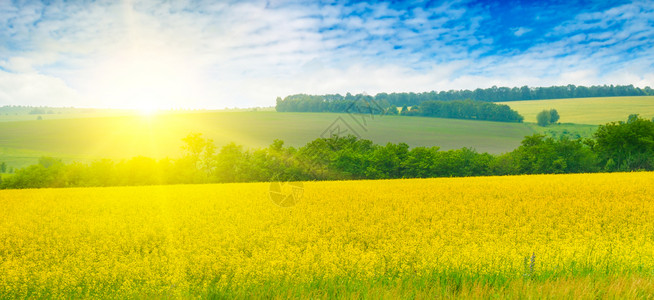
0 70 83 107
512 27 531 37
0 0 652 109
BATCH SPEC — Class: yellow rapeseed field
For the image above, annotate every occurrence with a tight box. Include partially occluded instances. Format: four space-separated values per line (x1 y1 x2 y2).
1 172 654 298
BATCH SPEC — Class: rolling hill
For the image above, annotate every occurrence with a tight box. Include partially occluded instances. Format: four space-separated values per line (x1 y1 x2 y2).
0 111 543 169
7 95 651 170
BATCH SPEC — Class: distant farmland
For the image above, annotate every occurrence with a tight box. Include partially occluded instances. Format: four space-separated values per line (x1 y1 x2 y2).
499 96 654 124
7 96 653 170
0 111 542 168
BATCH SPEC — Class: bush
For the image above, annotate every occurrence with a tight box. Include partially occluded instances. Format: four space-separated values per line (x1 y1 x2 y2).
537 110 551 126
549 109 560 123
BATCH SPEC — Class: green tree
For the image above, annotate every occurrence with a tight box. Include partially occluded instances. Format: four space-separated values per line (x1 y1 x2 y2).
182 133 208 159
490 153 519 175
214 143 246 182
0 162 5 173
507 135 597 174
549 109 560 123
402 146 440 178
537 110 551 126
386 105 399 115
2 157 65 188
117 156 161 186
593 115 654 171
181 132 216 173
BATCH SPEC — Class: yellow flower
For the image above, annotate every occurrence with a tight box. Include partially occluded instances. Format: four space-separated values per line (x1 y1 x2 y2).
0 173 653 297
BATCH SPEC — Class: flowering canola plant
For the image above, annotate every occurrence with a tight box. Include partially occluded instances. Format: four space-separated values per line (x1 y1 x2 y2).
1 172 653 297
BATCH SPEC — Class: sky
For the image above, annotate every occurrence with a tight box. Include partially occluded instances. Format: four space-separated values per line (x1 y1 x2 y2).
0 0 653 109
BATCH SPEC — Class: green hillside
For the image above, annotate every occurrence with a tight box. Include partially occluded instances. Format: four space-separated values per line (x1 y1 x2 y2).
0 111 546 169
499 96 654 125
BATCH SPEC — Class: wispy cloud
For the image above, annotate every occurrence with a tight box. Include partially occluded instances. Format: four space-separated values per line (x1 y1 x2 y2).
0 0 652 109
512 27 531 37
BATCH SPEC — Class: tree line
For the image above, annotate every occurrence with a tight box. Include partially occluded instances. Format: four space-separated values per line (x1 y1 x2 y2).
276 84 653 112
2 115 654 189
397 100 524 122
277 96 524 122
0 105 66 115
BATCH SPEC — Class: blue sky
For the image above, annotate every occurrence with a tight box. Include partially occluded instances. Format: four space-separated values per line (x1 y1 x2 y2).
0 0 652 109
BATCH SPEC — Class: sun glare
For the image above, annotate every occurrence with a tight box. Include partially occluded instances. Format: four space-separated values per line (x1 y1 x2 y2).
137 105 157 116
88 47 204 111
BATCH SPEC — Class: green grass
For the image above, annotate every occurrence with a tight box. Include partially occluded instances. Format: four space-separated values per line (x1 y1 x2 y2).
0 147 86 172
0 111 543 169
0 108 136 122
0 110 610 170
200 273 654 299
499 96 654 125
25 272 654 298
3 96 652 169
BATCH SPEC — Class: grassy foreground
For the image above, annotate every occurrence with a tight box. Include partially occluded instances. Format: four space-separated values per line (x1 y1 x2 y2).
1 173 653 298
499 96 654 124
213 275 654 299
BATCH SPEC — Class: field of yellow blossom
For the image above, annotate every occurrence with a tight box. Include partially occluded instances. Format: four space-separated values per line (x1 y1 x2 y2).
1 172 654 298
